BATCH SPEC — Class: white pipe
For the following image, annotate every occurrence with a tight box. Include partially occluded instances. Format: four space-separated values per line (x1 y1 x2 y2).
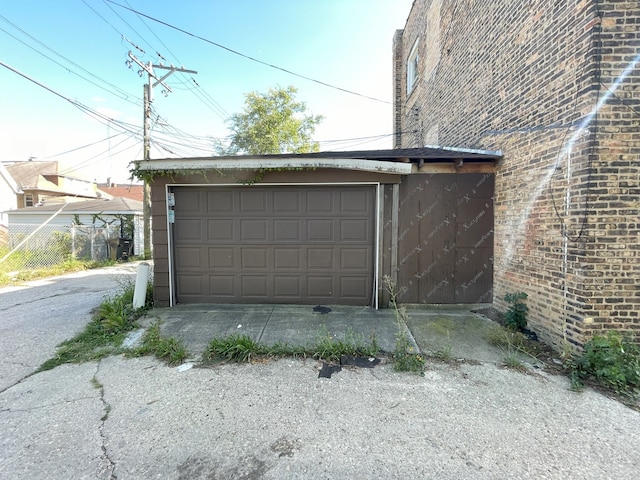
133 262 150 309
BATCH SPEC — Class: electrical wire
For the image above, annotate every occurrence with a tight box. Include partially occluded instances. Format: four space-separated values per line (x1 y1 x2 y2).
105 0 392 104
548 5 601 243
80 0 145 54
600 82 640 117
0 16 141 107
120 0 230 121
40 133 128 159
84 0 230 123
0 61 141 135
57 133 141 176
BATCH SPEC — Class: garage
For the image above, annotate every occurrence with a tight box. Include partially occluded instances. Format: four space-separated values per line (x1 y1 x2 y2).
171 184 377 305
140 148 500 307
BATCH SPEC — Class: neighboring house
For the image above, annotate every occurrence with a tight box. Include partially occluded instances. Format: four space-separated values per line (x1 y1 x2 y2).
3 160 100 208
5 197 144 258
393 1 639 348
135 148 499 308
98 181 144 202
0 163 19 233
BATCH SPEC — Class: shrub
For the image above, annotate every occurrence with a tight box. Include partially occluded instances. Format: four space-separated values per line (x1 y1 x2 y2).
570 331 640 397
504 292 528 331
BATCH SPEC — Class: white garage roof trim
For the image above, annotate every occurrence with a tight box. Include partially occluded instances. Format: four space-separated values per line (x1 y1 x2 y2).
136 157 413 175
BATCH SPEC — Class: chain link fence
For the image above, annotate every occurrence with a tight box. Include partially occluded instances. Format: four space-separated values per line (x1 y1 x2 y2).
0 223 135 274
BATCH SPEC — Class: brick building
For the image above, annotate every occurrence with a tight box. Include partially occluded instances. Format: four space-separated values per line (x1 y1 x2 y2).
393 0 639 348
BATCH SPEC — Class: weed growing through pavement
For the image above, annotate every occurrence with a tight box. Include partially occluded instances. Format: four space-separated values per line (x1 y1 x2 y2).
502 349 529 373
432 329 454 362
383 275 425 375
312 326 379 362
205 334 264 363
487 325 543 371
131 322 189 366
38 280 153 371
202 328 379 364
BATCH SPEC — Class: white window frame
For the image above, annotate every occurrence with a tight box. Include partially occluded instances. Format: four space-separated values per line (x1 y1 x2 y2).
407 38 420 95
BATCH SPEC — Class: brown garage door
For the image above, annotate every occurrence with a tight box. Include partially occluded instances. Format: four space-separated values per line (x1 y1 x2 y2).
397 174 494 304
172 185 376 305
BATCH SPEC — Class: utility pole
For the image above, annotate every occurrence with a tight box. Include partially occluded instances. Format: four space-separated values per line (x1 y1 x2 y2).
128 51 197 259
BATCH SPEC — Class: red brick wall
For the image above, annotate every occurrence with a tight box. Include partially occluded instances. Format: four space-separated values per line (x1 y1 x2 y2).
394 0 640 348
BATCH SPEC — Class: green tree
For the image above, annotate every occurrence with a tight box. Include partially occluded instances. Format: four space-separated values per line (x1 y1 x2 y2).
217 85 323 155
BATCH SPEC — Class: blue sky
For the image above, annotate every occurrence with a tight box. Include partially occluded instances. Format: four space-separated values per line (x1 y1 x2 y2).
1 0 413 183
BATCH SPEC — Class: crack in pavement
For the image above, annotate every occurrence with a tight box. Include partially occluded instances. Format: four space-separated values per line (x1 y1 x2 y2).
94 360 117 480
0 395 98 414
0 291 77 312
0 370 40 395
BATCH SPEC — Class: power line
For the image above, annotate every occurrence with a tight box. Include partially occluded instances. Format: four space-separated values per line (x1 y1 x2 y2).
119 0 230 121
0 61 141 135
80 0 145 54
57 133 141 176
105 0 392 104
84 0 230 124
40 133 128 159
0 15 140 106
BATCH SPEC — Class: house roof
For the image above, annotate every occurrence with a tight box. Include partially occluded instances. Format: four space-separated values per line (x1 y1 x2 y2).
5 161 58 189
0 163 20 194
4 161 99 198
134 146 502 175
98 184 144 202
6 197 143 215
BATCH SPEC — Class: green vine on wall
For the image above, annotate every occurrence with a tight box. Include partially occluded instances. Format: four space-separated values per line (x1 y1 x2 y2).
130 165 316 185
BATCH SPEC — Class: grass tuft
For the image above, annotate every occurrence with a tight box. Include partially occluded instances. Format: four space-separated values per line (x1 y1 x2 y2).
202 329 379 365
131 322 189 366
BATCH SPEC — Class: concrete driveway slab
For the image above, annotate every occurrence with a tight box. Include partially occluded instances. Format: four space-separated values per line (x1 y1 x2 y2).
0 263 140 392
0 363 107 479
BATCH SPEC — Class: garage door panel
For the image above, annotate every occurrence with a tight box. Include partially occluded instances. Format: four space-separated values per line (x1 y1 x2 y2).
176 190 203 214
340 189 370 213
306 190 333 213
175 247 202 268
207 190 234 212
240 190 268 213
173 186 374 305
273 219 301 241
340 219 370 242
208 247 235 269
307 248 334 269
274 276 301 298
241 248 268 269
340 276 370 299
175 219 202 242
307 220 334 242
340 248 370 270
176 274 204 296
307 276 334 297
209 275 235 297
241 275 268 297
273 190 301 213
274 248 301 269
208 219 235 241
240 219 268 242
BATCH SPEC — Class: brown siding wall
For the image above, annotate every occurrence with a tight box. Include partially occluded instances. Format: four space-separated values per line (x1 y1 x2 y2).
394 0 640 348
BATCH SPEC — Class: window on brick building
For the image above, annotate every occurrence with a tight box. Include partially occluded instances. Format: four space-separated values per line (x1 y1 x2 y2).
25 193 34 207
407 38 419 95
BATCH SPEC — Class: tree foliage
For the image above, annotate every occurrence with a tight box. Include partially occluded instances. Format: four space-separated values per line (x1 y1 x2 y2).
217 85 323 155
